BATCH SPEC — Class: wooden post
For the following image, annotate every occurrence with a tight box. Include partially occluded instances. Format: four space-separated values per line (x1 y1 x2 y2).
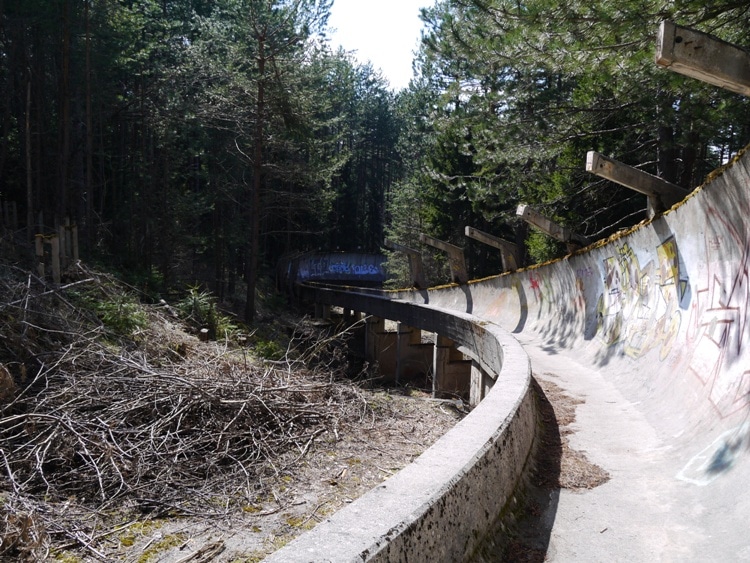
419 233 468 284
35 235 45 279
49 235 61 284
656 20 750 97
586 151 689 216
516 204 590 250
384 239 427 288
58 223 68 269
465 226 520 272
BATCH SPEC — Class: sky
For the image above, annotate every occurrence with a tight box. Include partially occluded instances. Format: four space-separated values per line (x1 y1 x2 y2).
327 0 432 91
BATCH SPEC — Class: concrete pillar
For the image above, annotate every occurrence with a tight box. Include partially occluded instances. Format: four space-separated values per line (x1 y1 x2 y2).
365 316 386 363
384 239 427 288
393 324 429 383
419 233 468 284
314 302 331 320
469 361 496 407
433 335 471 399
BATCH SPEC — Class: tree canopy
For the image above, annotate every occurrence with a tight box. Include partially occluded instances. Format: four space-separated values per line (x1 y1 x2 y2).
2 0 750 304
388 0 750 270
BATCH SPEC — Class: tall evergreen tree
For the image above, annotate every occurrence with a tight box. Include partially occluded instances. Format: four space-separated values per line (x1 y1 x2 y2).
409 0 750 263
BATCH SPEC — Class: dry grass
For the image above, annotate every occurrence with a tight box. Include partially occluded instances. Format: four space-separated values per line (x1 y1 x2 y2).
0 262 462 561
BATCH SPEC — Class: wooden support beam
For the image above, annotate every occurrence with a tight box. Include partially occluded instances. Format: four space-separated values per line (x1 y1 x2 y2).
656 20 750 97
419 233 468 284
516 204 589 250
465 226 519 272
586 151 688 216
384 239 427 288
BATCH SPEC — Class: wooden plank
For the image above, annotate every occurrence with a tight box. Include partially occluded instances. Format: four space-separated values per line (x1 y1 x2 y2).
419 233 462 254
656 20 750 97
464 226 516 253
419 233 468 284
464 226 519 271
384 239 427 288
516 205 590 249
384 239 418 255
586 151 688 212
516 204 570 243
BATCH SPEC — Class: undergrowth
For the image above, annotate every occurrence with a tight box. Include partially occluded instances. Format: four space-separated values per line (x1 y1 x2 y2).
0 260 369 561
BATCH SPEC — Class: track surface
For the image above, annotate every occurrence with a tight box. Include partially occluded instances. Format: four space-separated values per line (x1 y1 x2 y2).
396 148 750 561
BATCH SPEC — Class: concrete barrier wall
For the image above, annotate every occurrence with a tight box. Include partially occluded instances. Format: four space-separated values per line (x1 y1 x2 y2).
398 146 750 482
269 147 750 560
263 298 535 562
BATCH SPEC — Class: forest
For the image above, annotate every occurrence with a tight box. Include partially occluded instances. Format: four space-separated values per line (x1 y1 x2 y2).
2 0 750 318
3 1 750 560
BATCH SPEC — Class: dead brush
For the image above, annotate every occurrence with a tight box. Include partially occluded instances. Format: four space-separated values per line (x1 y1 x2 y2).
0 499 49 561
0 263 371 558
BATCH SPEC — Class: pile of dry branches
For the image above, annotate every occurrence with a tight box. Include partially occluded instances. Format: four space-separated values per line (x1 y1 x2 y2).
0 263 367 559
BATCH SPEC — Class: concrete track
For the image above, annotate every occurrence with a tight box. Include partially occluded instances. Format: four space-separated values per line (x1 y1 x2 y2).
395 146 750 561
268 147 750 561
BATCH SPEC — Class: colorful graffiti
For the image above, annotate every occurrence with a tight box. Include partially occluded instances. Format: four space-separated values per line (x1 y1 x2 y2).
295 253 386 282
683 206 750 418
596 239 687 361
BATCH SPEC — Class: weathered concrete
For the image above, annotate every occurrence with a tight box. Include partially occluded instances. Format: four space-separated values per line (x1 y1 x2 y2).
585 150 689 215
263 299 535 563
656 20 750 97
387 146 750 560
272 147 750 561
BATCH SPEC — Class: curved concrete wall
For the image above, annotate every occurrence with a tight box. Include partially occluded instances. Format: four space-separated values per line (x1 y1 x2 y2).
268 147 750 561
263 297 535 562
404 147 750 460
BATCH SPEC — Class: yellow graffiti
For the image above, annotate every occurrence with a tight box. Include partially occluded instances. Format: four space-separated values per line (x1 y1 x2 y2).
598 238 685 361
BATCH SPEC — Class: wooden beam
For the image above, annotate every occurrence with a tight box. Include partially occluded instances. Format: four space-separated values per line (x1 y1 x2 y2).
516 205 569 243
516 205 589 250
656 20 750 97
586 151 688 215
419 233 468 284
384 239 427 288
464 226 519 271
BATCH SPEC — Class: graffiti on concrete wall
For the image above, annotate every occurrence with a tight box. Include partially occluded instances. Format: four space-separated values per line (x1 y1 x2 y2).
596 239 688 361
296 254 385 282
684 207 750 418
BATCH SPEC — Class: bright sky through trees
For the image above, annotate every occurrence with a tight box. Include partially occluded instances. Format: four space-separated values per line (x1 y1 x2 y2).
327 0 431 91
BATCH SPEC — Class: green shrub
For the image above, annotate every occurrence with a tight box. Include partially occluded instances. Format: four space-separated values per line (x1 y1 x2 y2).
526 230 566 264
253 339 285 361
177 287 238 341
94 295 148 335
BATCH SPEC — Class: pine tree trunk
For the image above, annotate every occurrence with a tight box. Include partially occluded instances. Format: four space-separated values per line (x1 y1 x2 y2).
245 35 266 322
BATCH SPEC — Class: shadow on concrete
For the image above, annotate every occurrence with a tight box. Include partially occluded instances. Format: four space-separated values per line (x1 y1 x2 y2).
473 378 561 562
462 285 474 314
512 281 529 334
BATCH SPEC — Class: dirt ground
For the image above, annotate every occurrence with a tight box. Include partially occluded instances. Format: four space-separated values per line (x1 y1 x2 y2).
90 386 465 563
0 267 466 563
